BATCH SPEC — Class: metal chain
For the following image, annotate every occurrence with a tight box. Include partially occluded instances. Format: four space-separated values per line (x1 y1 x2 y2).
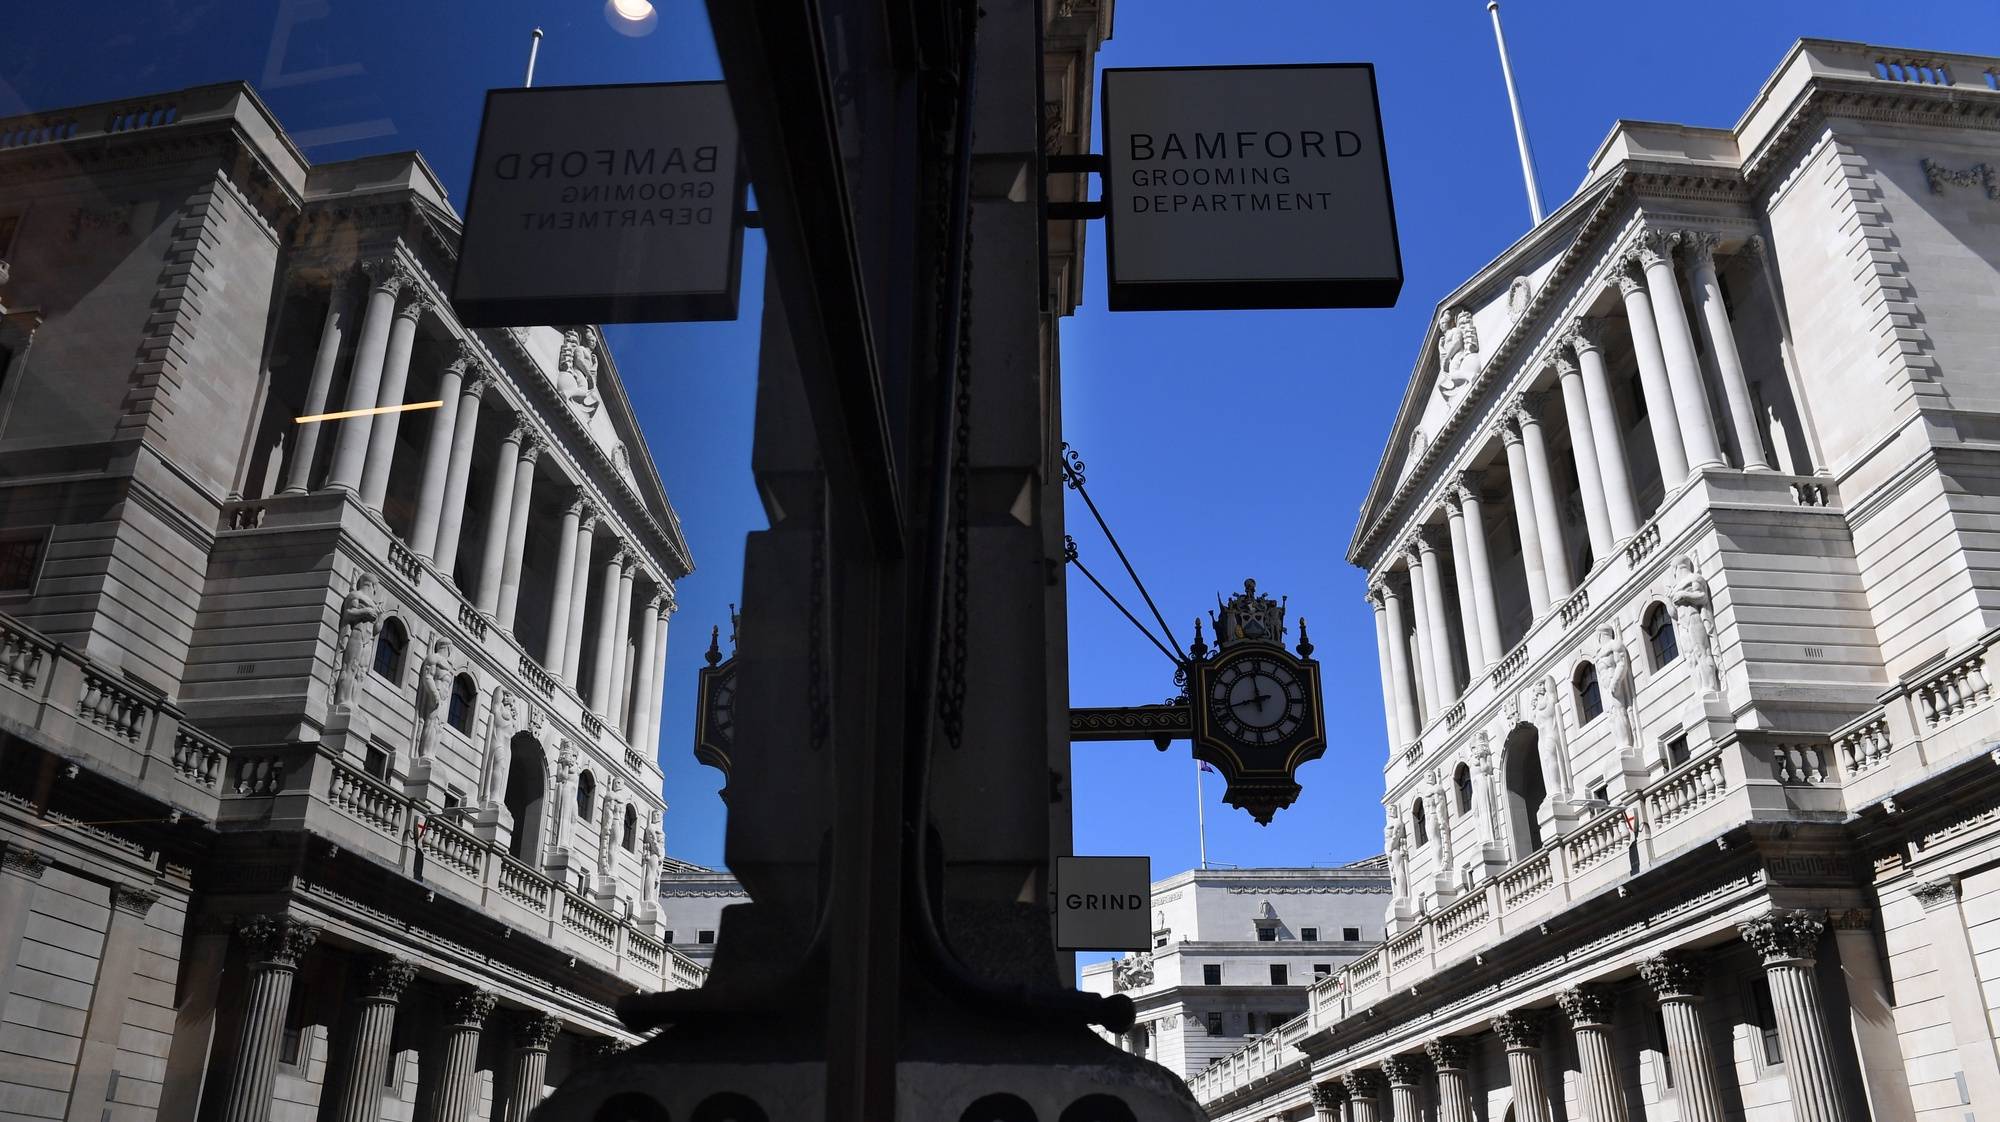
937 206 974 753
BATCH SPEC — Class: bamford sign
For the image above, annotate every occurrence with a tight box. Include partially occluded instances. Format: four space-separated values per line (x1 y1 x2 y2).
452 81 745 327
1055 855 1151 952
1101 64 1403 311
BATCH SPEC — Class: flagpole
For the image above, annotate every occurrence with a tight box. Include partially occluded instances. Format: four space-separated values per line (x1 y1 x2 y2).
1195 762 1209 871
524 27 544 88
1486 2 1545 225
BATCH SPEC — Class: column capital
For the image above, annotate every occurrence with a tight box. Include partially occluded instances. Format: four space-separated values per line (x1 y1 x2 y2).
657 587 678 617
1633 226 1679 269
1499 419 1525 447
235 914 320 968
1415 523 1446 554
614 549 636 574
446 339 483 376
1745 233 1768 261
1638 952 1707 1001
1681 230 1722 270
514 1012 563 1050
1614 261 1648 297
361 255 413 295
395 290 433 322
361 955 418 1000
1366 579 1388 609
110 883 160 917
518 431 545 464
444 987 499 1028
462 370 494 400
1339 1070 1384 1099
0 842 49 879
1380 1054 1429 1087
1398 537 1424 568
1739 908 1825 965
1567 316 1607 354
1507 391 1545 427
1425 1036 1470 1071
576 501 601 531
1450 470 1487 506
1557 983 1616 1028
1552 348 1578 378
1310 1081 1349 1108
1909 875 1961 912
1491 1009 1545 1049
645 591 666 616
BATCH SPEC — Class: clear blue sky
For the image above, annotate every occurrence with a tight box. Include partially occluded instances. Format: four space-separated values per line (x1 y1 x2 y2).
8 2 1995 885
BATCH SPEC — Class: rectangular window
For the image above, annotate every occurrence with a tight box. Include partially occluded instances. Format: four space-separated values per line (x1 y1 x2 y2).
1300 927 1318 941
1343 927 1360 941
1269 964 1288 985
1592 784 1610 804
697 930 715 944
443 788 463 810
1154 933 1168 948
1313 963 1331 977
1752 977 1784 1065
1666 734 1691 768
663 930 675 944
364 745 389 781
1205 1013 1224 1036
1203 964 1221 985
280 1026 304 1066
0 536 43 594
1256 927 1277 942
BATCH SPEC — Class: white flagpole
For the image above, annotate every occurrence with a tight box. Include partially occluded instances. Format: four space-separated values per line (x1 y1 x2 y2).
1195 763 1209 871
524 27 545 88
1486 2 1545 225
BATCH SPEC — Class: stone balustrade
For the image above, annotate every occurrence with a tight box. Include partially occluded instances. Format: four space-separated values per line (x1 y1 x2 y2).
561 893 619 949
422 815 485 877
1184 1012 1312 1105
171 726 227 789
1562 806 1630 875
498 855 553 910
328 759 405 838
1557 587 1591 627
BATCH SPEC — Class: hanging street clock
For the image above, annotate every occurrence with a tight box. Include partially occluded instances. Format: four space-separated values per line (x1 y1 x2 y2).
693 608 738 798
1068 578 1327 824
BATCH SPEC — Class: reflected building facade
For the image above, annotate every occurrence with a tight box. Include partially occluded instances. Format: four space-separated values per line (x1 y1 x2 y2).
0 84 699 1120
1194 39 2000 1122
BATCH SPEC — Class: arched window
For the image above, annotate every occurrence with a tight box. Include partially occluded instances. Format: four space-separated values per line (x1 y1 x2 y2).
1643 603 1678 668
576 770 596 821
622 803 638 851
1574 662 1603 722
1453 764 1473 815
373 618 407 681
447 674 476 733
1410 799 1428 846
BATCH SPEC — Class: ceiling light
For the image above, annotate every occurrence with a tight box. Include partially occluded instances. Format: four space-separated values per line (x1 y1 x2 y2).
606 0 657 35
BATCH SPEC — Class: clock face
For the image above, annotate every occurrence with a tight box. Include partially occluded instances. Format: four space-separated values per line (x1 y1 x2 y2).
709 665 736 745
1209 653 1306 745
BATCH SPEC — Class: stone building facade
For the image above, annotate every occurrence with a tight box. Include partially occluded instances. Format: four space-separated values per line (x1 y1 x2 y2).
1080 862 1390 1082
654 862 747 969
0 83 702 1122
1189 39 2000 1122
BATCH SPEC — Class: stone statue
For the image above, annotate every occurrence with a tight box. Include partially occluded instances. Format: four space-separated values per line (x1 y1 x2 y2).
1436 308 1480 397
1112 952 1155 991
1426 776 1452 872
1670 556 1723 696
1527 677 1575 801
480 686 524 806
640 810 663 899
413 638 454 760
1472 734 1505 858
331 574 385 710
558 327 601 417
1593 625 1638 754
1385 813 1410 900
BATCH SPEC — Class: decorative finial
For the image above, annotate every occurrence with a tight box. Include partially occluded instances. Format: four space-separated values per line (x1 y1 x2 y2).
704 625 722 667
728 603 739 650
1296 617 1314 659
1189 617 1209 661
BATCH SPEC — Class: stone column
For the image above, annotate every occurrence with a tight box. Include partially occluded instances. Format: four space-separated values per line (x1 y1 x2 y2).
1443 498 1491 670
629 591 663 746
1744 235 1824 473
327 258 408 494
1493 1010 1551 1122
1500 423 1551 616
1415 526 1462 700
1566 320 1640 540
1616 264 1690 486
218 915 320 1122
1310 1081 1349 1122
411 343 476 558
589 549 630 715
1512 393 1573 601
1378 580 1421 745
1635 231 1724 471
283 272 356 494
495 433 543 630
1553 352 1613 563
359 293 430 511
1453 474 1505 665
331 956 416 1122
1426 1038 1473 1122
562 508 599 687
1368 585 1403 743
1738 910 1848 1122
475 422 525 615
498 1013 562 1122
426 988 497 1122
63 885 159 1122
644 597 673 754
1382 1054 1428 1122
1827 907 1918 1122
608 557 637 730
544 499 584 672
1403 543 1441 718
1684 232 1770 470
1340 1070 1383 1122
1558 984 1630 1122
1639 953 1727 1122
430 371 489 577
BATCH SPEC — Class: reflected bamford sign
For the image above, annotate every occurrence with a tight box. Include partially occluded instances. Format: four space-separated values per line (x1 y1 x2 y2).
1101 64 1402 311
452 81 745 327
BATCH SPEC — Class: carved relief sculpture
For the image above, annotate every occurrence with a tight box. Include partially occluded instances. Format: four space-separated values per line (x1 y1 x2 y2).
1112 952 1155 991
331 573 385 711
1435 308 1481 397
1669 556 1724 697
549 741 577 852
413 638 454 759
558 327 602 418
640 808 664 899
1425 774 1452 870
1527 677 1575 801
1593 625 1638 753
480 685 524 807
1471 733 1505 860
1385 811 1410 902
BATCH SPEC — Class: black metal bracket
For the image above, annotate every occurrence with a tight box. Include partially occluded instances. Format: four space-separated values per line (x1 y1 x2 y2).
1046 152 1106 221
